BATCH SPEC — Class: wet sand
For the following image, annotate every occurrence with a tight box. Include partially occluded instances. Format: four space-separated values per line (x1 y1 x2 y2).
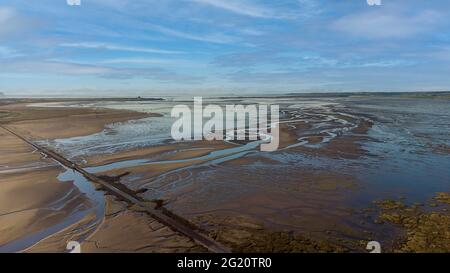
0 124 90 251
58 103 377 252
0 101 200 252
1 97 448 253
84 141 234 167
1 103 152 139
26 195 203 253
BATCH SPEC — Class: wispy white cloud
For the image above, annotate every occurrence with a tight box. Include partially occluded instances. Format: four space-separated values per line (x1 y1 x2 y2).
60 42 183 54
0 59 202 82
0 46 21 58
332 9 442 39
238 27 265 36
189 0 322 20
0 6 39 39
0 6 15 23
214 50 413 70
297 0 324 19
190 0 288 19
0 60 111 75
149 24 236 44
102 58 178 64
425 46 450 61
349 60 415 68
100 57 201 67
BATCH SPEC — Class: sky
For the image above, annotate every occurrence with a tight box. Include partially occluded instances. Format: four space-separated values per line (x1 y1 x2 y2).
1 0 450 96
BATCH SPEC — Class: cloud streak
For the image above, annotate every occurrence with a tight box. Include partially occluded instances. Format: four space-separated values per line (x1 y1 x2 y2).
0 59 202 83
60 42 183 54
191 0 283 19
0 6 40 40
332 9 442 39
148 24 236 44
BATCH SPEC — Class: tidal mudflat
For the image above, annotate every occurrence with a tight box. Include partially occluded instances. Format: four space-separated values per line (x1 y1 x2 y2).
0 94 449 252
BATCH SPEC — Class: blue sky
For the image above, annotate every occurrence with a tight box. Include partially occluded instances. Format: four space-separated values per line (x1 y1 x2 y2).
1 0 450 96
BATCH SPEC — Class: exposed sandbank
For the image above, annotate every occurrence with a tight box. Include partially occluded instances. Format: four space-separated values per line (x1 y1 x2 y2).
0 101 186 252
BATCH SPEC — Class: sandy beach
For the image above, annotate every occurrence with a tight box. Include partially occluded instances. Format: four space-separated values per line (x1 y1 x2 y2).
0 101 203 252
0 125 88 249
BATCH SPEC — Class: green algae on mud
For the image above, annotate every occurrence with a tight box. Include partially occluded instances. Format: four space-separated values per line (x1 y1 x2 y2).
194 215 356 253
433 192 450 205
209 192 450 253
224 229 349 253
373 192 450 253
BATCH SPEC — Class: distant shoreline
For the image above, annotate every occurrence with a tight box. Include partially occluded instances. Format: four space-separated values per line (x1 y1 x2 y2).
1 90 450 100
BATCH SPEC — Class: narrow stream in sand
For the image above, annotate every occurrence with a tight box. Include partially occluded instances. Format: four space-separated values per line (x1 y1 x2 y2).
85 139 264 173
0 166 104 253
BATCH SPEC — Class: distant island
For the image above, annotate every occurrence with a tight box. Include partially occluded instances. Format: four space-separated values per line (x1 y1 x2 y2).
0 92 4 97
